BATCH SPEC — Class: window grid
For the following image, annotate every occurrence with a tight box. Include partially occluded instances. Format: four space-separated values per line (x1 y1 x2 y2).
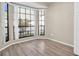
18 7 36 38
18 6 45 38
39 10 45 35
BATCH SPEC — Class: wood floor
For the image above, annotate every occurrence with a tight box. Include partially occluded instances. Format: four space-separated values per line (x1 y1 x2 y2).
0 39 75 56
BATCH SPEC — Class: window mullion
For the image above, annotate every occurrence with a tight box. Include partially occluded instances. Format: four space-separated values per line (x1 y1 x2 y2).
30 8 31 36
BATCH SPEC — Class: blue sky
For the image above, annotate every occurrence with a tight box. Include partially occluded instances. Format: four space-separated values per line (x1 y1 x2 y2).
3 3 8 12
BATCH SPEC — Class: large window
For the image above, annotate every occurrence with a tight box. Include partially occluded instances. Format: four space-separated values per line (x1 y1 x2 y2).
18 6 45 38
18 7 36 38
39 9 45 35
3 3 9 42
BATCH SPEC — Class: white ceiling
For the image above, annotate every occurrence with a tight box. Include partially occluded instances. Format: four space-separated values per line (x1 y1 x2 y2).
12 2 52 8
36 2 53 6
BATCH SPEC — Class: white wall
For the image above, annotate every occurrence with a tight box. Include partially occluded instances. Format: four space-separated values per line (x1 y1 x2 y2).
46 2 74 46
0 3 4 48
74 2 79 55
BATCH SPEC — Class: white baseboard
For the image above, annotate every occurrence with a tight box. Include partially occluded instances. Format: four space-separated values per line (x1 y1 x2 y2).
13 38 37 45
48 38 74 47
0 37 74 52
0 39 36 52
0 43 13 52
0 36 47 52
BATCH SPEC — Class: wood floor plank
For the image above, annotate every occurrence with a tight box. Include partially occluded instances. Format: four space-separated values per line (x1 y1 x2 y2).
0 39 75 56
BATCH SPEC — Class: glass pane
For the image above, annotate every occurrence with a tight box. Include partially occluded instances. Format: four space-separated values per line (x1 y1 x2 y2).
31 9 35 14
26 8 30 14
24 31 26 36
5 33 7 37
20 19 25 26
42 16 44 20
39 10 41 15
39 21 42 25
39 27 41 31
31 27 35 31
5 23 7 27
26 15 30 20
39 9 45 15
40 30 44 34
19 28 22 32
39 26 44 30
20 8 25 13
21 32 24 37
25 21 29 27
20 14 25 19
25 31 30 36
31 21 35 26
28 22 30 26
23 27 26 31
18 8 19 13
39 15 42 20
41 26 44 30
41 10 45 15
4 19 7 24
39 21 44 25
31 15 35 20
5 28 7 33
31 31 35 35
26 27 30 31
4 12 7 18
18 14 19 19
39 26 45 35
41 21 44 25
3 3 8 12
